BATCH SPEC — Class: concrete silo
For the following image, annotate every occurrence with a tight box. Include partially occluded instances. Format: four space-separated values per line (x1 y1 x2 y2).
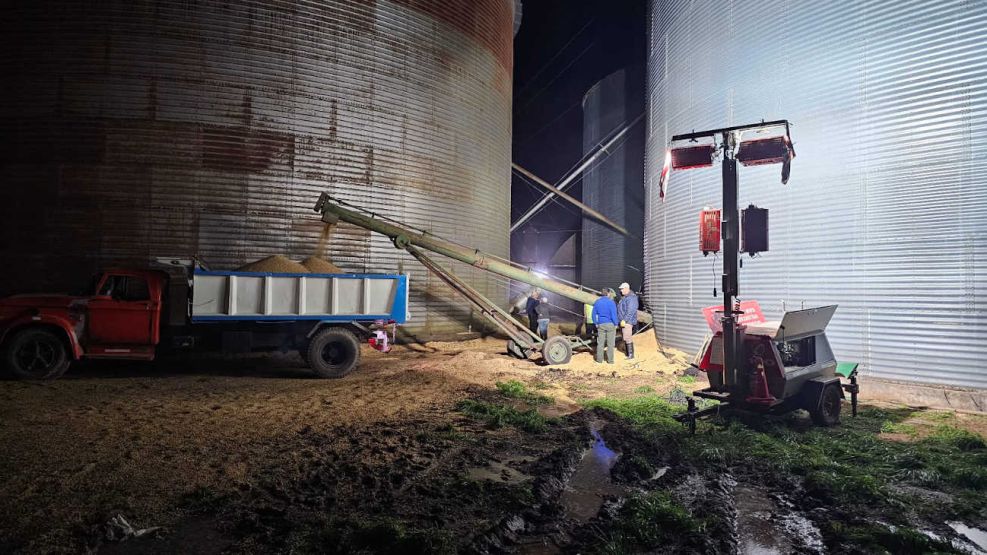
645 0 987 391
0 0 518 339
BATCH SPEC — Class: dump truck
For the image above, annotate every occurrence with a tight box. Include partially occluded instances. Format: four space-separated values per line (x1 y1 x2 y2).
0 259 408 380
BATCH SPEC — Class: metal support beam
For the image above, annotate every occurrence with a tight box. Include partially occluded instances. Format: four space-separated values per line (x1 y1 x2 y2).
405 245 541 352
314 193 653 325
512 163 630 237
511 113 644 232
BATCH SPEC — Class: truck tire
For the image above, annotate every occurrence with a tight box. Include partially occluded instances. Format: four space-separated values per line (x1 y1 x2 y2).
541 336 572 365
810 383 842 427
3 328 71 380
306 327 361 379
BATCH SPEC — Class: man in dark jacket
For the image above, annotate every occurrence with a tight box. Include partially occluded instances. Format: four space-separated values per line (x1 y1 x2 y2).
535 296 551 340
617 282 639 359
525 289 540 334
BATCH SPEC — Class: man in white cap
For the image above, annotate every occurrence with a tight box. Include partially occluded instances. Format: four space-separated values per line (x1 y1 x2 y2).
616 282 639 360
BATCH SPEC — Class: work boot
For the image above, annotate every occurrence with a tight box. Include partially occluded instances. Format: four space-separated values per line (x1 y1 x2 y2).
627 343 635 360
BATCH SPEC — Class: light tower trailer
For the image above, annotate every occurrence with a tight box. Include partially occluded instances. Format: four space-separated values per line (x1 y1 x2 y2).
655 120 859 432
687 305 859 432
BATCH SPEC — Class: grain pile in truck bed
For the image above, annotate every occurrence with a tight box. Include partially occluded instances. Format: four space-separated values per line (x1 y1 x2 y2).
237 255 308 273
300 257 344 274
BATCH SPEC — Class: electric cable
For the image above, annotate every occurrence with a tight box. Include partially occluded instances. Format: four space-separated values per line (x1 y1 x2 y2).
514 41 596 116
514 16 596 100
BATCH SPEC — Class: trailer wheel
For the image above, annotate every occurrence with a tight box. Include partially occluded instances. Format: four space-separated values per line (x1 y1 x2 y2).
506 339 526 359
3 328 71 380
541 336 572 365
307 327 361 379
810 383 842 427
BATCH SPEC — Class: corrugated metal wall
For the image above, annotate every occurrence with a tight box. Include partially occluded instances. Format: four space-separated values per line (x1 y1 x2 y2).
646 0 987 389
581 68 645 293
0 0 515 339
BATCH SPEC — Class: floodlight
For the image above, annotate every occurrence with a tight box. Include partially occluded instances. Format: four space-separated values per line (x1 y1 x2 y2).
671 143 716 170
736 124 795 184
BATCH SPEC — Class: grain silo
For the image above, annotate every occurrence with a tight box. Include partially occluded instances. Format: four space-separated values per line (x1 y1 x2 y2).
0 0 518 339
581 67 645 293
645 0 987 392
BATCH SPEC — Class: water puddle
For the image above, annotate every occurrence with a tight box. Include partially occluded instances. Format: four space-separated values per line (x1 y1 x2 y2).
558 420 626 522
651 466 669 480
949 522 987 554
467 458 531 484
778 511 825 553
733 485 793 555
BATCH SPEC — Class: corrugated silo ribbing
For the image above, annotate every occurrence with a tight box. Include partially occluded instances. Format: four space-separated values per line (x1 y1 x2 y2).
645 0 987 388
0 0 517 339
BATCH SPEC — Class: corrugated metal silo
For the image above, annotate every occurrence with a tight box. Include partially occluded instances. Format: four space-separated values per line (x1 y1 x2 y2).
581 67 645 293
0 0 517 339
645 0 987 388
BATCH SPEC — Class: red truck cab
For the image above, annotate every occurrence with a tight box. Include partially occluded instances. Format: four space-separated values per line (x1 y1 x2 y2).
0 269 167 379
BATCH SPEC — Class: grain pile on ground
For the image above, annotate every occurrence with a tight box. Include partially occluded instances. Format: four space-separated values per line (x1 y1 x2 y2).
237 255 308 273
300 256 344 274
553 328 686 376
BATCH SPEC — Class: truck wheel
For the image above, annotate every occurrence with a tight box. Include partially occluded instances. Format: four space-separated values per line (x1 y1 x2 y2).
297 338 311 365
810 383 842 427
4 328 71 380
541 336 572 365
307 327 361 379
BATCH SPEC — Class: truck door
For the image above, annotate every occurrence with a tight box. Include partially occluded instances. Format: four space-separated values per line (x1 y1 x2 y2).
87 274 155 345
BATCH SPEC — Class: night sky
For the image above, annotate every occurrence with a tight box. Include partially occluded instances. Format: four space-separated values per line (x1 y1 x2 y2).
511 0 646 259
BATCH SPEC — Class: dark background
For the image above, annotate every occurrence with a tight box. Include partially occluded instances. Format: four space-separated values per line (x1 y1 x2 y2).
510 0 646 261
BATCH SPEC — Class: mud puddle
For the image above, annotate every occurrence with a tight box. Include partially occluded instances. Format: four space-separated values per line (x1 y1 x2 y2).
558 419 626 523
467 454 533 484
733 485 793 555
732 482 824 555
949 522 987 554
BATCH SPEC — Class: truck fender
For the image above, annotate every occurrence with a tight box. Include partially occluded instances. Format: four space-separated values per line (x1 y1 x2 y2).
304 321 366 339
0 315 83 359
799 376 844 411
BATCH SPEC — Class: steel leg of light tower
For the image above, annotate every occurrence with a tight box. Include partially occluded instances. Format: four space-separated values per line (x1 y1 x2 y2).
721 133 740 389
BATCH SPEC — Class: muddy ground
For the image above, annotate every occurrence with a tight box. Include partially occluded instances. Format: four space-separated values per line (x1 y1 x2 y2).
1 331 985 554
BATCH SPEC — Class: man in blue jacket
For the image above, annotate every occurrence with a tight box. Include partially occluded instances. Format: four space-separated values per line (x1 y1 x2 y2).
617 282 639 360
592 288 619 364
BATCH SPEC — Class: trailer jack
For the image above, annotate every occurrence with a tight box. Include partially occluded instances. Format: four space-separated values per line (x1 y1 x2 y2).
675 397 727 435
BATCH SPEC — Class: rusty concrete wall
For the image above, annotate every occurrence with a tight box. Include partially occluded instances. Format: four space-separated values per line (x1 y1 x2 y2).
0 0 515 339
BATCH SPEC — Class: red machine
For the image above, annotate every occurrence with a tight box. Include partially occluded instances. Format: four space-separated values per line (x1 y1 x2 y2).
659 120 859 433
700 208 721 255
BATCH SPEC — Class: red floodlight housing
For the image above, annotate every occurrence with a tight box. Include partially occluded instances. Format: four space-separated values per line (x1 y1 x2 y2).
671 138 716 170
658 136 718 201
736 123 796 184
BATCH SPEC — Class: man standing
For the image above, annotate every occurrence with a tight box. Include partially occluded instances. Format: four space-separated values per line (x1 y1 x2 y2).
592 289 619 364
617 282 639 360
525 289 540 335
582 302 596 339
535 296 551 340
